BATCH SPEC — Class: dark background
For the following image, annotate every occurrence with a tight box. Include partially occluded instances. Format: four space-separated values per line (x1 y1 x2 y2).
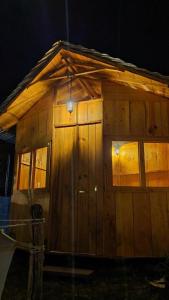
0 141 14 196
0 0 169 103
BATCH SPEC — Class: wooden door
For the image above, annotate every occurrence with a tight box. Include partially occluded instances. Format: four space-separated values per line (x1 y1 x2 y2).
50 123 103 255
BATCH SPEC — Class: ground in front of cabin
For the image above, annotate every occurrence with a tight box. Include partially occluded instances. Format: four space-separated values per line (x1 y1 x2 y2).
2 250 169 300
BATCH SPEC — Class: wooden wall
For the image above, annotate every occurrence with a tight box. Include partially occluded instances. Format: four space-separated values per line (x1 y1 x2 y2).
53 98 102 127
103 83 169 138
49 99 103 254
103 190 169 257
102 82 169 257
16 91 53 153
11 91 53 243
11 80 169 257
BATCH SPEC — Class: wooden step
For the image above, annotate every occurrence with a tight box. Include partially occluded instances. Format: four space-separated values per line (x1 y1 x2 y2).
43 265 94 277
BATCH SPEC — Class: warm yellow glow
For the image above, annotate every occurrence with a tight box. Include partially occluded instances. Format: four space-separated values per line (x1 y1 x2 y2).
113 144 120 155
112 141 140 186
34 147 48 189
66 100 74 113
18 147 48 190
144 143 169 187
19 152 31 190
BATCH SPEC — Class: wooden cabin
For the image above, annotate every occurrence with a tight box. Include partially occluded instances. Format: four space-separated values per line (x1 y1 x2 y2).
0 41 169 257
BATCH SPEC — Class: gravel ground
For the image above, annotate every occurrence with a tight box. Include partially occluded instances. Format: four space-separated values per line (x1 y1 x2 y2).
2 250 169 300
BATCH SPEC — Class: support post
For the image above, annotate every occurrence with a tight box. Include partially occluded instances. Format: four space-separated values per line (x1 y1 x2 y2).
27 204 44 300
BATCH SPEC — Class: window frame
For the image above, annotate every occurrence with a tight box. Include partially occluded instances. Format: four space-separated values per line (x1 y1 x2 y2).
111 140 169 190
112 141 141 187
17 144 51 192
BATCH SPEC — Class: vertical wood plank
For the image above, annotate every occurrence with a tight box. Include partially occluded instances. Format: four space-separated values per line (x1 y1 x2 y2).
116 100 130 135
161 101 169 136
39 110 47 139
60 127 74 252
88 124 97 254
73 126 78 253
54 104 77 126
146 101 162 137
112 100 130 136
133 192 152 256
95 123 104 256
50 127 74 252
103 137 112 191
103 192 116 257
150 192 169 256
116 192 134 256
103 100 114 134
51 127 63 250
77 125 89 253
139 141 146 187
78 102 88 124
154 101 162 136
88 100 103 123
130 101 146 136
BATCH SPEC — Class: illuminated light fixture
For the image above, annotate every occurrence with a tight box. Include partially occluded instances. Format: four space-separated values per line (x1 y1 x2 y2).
66 73 74 113
67 100 74 113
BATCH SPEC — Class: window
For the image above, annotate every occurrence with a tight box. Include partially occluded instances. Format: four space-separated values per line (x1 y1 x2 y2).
144 143 169 187
34 147 48 189
112 141 169 188
112 141 140 186
18 152 31 190
17 146 49 191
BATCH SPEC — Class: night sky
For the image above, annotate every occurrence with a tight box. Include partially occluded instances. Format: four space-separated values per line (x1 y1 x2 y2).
0 0 169 103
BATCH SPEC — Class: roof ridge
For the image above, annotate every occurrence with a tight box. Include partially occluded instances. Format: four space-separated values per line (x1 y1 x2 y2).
0 41 168 113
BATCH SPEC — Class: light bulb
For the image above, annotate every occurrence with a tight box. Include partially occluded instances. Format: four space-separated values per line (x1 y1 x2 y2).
67 100 74 113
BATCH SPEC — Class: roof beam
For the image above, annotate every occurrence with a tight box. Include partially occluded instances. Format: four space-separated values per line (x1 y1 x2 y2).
61 56 99 98
69 59 119 71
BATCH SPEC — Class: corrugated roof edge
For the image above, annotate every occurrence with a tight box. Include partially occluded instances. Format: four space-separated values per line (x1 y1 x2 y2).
0 40 169 113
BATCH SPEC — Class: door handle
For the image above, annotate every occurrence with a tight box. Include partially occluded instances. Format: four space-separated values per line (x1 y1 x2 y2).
78 190 86 194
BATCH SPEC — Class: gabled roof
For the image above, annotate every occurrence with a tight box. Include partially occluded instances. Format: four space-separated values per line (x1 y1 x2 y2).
1 40 169 113
0 40 169 130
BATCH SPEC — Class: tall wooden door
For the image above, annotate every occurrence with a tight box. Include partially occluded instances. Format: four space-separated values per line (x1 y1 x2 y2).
50 123 103 255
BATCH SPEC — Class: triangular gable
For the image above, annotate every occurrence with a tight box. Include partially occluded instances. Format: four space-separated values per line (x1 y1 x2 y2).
0 41 168 130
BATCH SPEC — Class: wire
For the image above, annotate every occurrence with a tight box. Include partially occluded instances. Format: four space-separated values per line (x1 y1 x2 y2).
65 0 70 43
0 218 45 222
0 221 45 229
64 2 76 299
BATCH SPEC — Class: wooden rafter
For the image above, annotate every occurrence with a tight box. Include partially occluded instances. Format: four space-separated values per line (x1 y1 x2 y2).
68 59 119 71
24 67 113 90
54 76 101 99
61 56 99 98
31 63 68 86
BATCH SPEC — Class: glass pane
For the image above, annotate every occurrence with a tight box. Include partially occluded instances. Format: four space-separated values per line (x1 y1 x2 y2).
19 153 31 190
34 169 46 189
112 141 140 186
34 147 47 189
21 152 31 165
144 143 169 187
35 147 47 170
